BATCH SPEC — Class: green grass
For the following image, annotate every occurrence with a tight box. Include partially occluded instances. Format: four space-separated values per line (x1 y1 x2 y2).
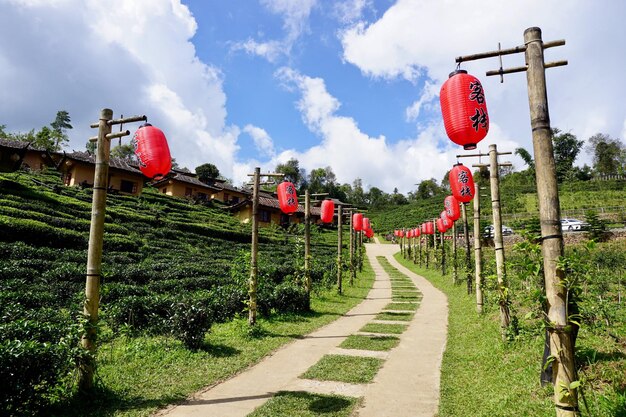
339 335 400 351
359 322 407 335
300 354 384 384
48 259 376 417
247 391 360 417
392 294 422 301
383 302 420 311
375 311 414 321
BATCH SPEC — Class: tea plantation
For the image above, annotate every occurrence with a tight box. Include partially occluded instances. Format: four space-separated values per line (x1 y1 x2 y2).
0 169 342 416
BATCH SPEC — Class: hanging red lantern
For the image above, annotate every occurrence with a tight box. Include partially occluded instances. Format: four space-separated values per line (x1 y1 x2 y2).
444 195 461 221
320 199 334 223
449 163 475 203
425 222 434 235
440 211 452 230
277 181 299 214
436 218 447 233
365 228 374 238
408 229 413 239
414 228 421 237
440 70 489 150
132 123 172 180
353 213 364 231
363 217 371 231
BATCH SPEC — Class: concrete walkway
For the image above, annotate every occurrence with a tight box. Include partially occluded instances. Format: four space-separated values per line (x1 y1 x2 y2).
155 243 448 417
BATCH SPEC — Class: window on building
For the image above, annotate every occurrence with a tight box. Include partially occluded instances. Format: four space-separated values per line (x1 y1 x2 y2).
259 210 271 222
162 188 167 194
185 187 193 196
224 193 230 202
231 196 240 204
120 179 136 194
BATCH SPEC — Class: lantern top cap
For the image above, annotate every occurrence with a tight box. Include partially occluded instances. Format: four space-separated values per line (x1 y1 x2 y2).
448 69 468 78
139 122 153 128
453 162 466 167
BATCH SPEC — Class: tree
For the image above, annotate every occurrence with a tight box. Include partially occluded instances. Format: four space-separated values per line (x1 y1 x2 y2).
110 143 136 161
551 128 583 182
365 186 388 208
390 187 408 205
515 147 535 171
195 163 220 183
586 133 625 176
49 110 72 150
348 178 366 206
416 178 441 199
440 170 451 192
275 158 303 187
33 126 61 152
308 166 337 194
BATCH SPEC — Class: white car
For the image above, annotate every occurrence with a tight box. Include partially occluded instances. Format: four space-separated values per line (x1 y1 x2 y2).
560 218 589 231
484 225 513 237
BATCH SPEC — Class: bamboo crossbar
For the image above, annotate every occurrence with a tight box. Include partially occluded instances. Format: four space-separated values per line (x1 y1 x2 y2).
90 115 147 128
88 130 130 142
455 39 565 63
486 60 567 77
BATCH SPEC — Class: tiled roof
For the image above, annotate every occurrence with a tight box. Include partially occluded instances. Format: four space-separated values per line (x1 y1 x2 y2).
153 173 221 191
64 151 143 175
0 138 51 152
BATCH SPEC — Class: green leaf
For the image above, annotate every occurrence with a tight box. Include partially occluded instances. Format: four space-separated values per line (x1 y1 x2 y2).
569 380 581 390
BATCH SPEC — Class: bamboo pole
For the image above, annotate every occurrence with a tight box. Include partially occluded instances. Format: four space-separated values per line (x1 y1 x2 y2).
489 144 511 333
79 108 113 391
473 184 484 313
432 220 438 266
525 27 578 416
461 203 472 294
337 204 343 294
418 235 422 267
452 222 458 284
359 229 363 272
441 230 446 275
349 211 354 286
304 189 311 297
248 167 260 325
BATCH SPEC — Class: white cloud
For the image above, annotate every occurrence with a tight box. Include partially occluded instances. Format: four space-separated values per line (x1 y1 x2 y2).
243 124 276 157
232 0 316 61
0 0 240 176
405 80 438 122
332 0 372 24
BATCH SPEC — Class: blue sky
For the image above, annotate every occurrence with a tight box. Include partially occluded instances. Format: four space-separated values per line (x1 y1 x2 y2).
1 0 625 193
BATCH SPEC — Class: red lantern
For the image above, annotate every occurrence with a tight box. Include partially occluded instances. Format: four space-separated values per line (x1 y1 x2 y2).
408 229 413 239
437 218 447 233
449 163 475 203
414 228 420 237
277 181 299 214
444 195 461 221
365 228 374 238
320 199 334 223
440 70 489 150
440 211 452 230
353 213 364 231
133 123 172 180
425 222 434 235
363 217 371 231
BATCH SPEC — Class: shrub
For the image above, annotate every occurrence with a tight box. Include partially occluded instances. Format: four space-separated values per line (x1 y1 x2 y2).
105 294 171 334
271 281 310 313
168 295 213 350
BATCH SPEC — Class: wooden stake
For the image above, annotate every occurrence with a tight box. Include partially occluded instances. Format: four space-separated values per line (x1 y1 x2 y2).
525 27 578 415
79 108 112 391
349 211 354 286
473 184 484 313
248 167 260 325
489 144 511 334
441 231 446 275
452 222 458 284
337 204 343 294
304 189 311 297
461 203 472 294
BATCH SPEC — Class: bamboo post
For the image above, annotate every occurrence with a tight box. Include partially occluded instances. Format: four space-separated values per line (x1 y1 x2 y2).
441 230 446 275
337 204 343 294
304 189 311 297
473 184 484 313
413 233 418 264
359 229 363 272
461 203 472 294
79 108 112 391
349 211 355 286
418 235 422 267
452 222 458 284
248 167 260 325
525 27 577 415
490 144 511 334
432 220 438 266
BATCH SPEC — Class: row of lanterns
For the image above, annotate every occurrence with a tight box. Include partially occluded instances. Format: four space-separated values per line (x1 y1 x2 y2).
394 162 476 238
277 183 374 237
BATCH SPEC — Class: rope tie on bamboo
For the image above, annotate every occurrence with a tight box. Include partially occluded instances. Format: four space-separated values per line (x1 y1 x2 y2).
556 404 580 412
495 247 504 251
93 186 107 191
540 234 562 242
85 273 100 277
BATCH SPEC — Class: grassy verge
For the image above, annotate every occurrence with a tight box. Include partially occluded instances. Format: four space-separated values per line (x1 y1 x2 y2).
49 257 376 417
300 355 384 384
394 253 555 416
339 335 400 351
248 391 360 417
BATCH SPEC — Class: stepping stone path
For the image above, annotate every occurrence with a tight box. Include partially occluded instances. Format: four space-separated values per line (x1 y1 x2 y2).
156 242 448 417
